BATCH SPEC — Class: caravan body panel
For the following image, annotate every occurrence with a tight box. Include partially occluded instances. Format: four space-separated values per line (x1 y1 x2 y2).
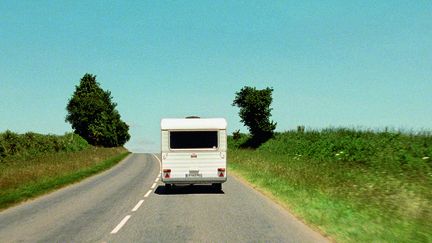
160 118 227 185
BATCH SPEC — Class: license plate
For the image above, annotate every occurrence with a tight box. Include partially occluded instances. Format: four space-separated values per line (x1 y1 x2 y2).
186 170 202 178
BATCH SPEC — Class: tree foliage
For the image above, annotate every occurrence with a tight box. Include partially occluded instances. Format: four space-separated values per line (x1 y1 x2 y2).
232 86 276 147
66 74 130 147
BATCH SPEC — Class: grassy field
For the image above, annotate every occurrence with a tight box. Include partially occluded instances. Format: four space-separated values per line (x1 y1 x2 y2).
228 129 432 242
0 134 129 210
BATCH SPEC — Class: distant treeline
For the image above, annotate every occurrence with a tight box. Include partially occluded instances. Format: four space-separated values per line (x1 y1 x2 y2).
0 131 89 162
230 128 432 170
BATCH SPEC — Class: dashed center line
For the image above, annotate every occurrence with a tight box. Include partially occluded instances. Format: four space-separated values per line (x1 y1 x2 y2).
144 189 152 198
131 200 144 212
110 215 131 234
151 182 157 189
152 153 162 167
109 156 161 236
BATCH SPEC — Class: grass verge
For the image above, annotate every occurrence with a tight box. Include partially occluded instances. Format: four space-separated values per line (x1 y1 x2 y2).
229 151 431 242
228 130 431 243
0 147 129 210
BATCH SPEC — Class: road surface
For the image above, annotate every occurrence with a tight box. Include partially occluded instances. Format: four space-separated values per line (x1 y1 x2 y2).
0 153 328 242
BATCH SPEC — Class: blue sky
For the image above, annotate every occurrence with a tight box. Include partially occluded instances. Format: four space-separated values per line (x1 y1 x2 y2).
1 1 431 152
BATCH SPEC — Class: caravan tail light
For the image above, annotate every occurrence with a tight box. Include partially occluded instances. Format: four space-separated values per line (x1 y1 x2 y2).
218 168 225 177
163 169 171 178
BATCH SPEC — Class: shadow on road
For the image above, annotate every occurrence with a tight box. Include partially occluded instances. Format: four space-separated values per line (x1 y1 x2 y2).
154 185 225 195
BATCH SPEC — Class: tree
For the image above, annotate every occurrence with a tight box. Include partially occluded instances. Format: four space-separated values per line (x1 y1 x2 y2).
232 86 276 147
66 73 130 147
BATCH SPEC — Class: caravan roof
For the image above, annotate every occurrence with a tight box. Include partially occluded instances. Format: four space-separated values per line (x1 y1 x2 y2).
161 118 227 130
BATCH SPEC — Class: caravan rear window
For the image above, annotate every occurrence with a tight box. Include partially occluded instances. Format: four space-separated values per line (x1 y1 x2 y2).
170 131 218 149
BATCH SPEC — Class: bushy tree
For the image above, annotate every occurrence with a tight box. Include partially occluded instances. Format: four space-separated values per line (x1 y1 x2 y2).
232 86 276 147
66 73 130 147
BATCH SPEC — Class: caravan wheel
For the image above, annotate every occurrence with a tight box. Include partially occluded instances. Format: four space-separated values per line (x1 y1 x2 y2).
212 183 222 191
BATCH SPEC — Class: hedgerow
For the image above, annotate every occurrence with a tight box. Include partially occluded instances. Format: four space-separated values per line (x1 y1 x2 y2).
0 131 89 162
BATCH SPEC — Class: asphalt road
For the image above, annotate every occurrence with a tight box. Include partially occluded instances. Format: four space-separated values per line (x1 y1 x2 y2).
0 153 328 242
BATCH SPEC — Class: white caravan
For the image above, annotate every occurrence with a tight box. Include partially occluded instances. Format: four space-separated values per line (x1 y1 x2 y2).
160 117 227 190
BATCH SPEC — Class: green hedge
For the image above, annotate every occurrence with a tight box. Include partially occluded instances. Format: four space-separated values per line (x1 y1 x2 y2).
230 128 432 171
0 131 89 161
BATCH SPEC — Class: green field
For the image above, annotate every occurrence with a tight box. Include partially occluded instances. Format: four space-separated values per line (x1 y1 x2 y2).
0 131 129 210
228 129 432 242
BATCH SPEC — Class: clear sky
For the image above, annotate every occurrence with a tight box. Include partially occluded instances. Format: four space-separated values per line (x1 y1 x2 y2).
1 1 431 152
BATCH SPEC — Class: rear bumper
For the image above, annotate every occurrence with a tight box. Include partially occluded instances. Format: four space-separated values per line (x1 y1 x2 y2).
162 177 227 184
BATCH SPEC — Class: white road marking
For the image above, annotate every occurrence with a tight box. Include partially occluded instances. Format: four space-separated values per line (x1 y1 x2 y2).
108 155 160 236
144 190 152 198
152 154 162 184
152 153 162 169
110 215 131 234
132 200 144 212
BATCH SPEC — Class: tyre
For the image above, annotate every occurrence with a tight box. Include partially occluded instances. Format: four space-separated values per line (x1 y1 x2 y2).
212 183 222 191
